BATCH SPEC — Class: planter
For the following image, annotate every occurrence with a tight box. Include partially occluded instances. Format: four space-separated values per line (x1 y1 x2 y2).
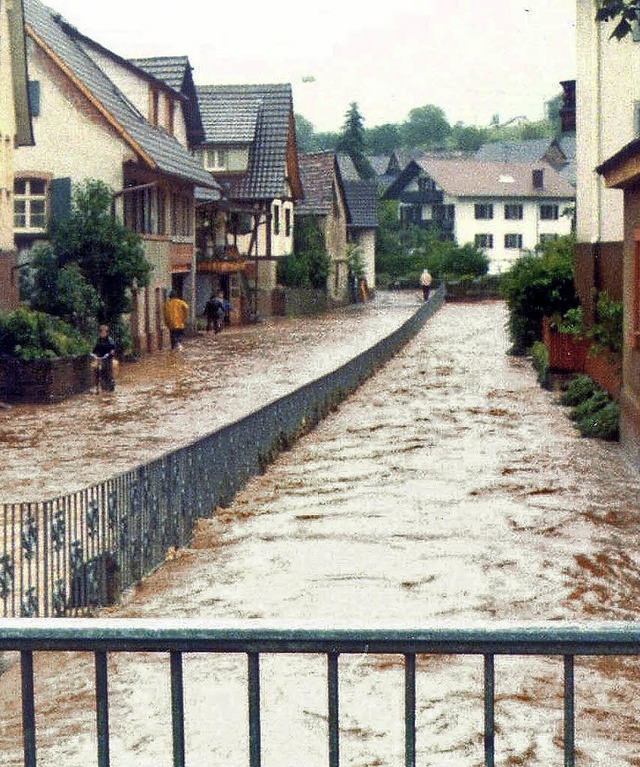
542 317 592 372
0 356 93 403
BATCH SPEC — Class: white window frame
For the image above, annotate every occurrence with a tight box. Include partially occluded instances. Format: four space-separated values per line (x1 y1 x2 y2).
504 233 523 249
475 233 493 249
14 178 48 233
474 203 493 220
204 147 228 171
504 204 523 220
540 204 559 221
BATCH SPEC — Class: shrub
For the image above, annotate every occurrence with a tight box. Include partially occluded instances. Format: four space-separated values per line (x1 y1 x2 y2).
560 375 601 407
577 401 620 441
500 235 579 355
589 291 623 356
530 341 550 389
569 390 611 422
0 307 92 360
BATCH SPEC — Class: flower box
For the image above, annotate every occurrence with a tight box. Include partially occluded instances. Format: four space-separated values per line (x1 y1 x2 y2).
542 316 592 372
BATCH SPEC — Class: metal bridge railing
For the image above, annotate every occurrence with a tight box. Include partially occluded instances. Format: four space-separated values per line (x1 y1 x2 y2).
0 288 445 619
1 619 638 767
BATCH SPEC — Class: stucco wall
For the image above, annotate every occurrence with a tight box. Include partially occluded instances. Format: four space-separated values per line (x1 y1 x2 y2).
352 228 376 291
576 0 640 244
454 197 573 274
78 42 188 146
16 42 129 188
0 1 17 253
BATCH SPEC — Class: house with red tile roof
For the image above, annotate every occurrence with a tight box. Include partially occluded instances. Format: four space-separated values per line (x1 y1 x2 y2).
385 157 574 273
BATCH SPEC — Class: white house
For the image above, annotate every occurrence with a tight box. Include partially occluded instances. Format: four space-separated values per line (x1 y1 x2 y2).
16 0 219 352
384 157 574 273
574 0 639 319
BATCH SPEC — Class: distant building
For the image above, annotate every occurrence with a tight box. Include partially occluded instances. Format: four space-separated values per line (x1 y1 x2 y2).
385 157 574 273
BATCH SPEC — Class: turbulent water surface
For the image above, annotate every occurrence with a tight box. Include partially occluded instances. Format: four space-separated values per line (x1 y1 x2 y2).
2 298 640 766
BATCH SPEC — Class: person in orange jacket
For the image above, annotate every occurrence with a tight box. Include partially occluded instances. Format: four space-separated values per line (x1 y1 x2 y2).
163 290 189 350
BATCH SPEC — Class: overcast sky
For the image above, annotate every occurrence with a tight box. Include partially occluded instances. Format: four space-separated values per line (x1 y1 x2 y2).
43 0 576 133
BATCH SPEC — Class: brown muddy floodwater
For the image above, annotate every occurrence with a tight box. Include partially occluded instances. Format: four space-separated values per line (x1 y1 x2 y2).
2 299 640 766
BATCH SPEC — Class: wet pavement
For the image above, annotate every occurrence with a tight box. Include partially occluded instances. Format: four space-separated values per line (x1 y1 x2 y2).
3 298 640 765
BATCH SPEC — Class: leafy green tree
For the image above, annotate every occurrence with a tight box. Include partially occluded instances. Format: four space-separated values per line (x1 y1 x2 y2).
595 0 640 38
450 123 489 151
500 235 579 354
279 216 331 289
400 105 451 149
366 123 402 155
295 113 317 152
46 179 151 328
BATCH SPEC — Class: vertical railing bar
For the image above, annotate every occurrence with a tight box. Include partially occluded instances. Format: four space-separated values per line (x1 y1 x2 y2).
95 651 110 767
170 651 186 767
564 654 575 767
21 650 37 767
42 502 48 617
248 652 261 767
484 654 495 767
404 653 416 767
328 652 339 767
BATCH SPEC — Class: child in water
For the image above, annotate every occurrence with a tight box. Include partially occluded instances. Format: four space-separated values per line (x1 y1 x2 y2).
92 325 116 392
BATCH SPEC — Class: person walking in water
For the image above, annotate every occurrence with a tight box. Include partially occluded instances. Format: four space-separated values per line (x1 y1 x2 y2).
164 290 189 350
419 268 432 301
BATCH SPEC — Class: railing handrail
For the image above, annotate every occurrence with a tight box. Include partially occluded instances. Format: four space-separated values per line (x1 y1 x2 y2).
2 618 640 654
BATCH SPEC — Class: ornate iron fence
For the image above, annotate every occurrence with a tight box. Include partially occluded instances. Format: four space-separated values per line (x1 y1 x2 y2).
0 289 445 618
1 619 638 767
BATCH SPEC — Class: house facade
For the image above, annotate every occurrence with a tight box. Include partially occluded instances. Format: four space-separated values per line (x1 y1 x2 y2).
195 84 303 318
0 0 33 311
384 158 574 273
17 0 218 353
343 179 378 292
296 151 350 304
574 0 639 320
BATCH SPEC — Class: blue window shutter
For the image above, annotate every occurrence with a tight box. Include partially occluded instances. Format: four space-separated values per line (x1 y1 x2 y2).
28 81 40 117
50 178 72 227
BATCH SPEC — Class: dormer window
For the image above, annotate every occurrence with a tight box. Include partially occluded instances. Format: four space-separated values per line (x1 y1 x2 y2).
205 148 228 171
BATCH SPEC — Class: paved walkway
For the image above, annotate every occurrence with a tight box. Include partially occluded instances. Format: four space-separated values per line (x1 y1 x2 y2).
0 292 423 502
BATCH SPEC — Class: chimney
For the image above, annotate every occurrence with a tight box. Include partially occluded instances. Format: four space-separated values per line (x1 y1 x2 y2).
532 168 544 189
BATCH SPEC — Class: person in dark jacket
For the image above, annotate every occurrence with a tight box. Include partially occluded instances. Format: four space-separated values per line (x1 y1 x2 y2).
204 291 225 334
92 325 116 392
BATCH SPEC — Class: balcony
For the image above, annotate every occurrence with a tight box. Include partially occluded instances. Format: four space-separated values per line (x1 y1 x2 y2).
2 619 639 767
399 190 444 205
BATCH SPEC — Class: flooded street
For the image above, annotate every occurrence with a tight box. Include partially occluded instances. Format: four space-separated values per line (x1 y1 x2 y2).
3 298 640 765
0 292 418 501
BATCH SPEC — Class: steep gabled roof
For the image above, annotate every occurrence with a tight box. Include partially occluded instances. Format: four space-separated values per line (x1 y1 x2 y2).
196 83 302 201
129 56 189 92
130 55 205 147
336 153 361 181
24 0 218 191
385 158 574 200
343 180 378 229
296 151 342 216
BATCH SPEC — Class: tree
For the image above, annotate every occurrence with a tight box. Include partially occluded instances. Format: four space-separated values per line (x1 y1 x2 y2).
336 102 374 179
450 123 488 152
400 105 451 149
366 123 401 155
595 1 640 38
295 113 316 152
32 179 151 343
